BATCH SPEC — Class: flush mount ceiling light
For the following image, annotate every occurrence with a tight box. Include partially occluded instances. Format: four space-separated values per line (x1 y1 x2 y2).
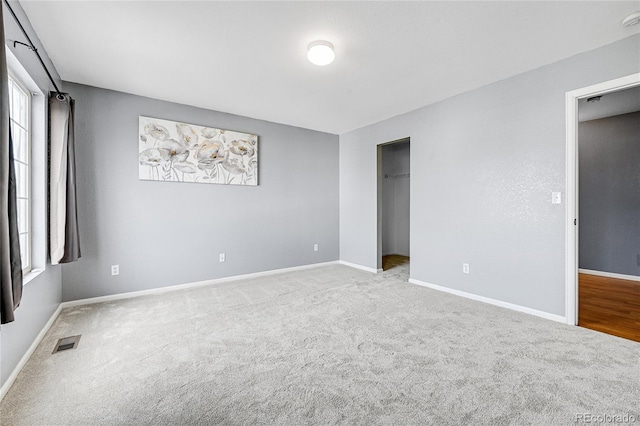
307 41 335 66
622 11 640 27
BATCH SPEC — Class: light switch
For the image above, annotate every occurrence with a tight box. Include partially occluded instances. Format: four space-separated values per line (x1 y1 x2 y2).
552 192 562 204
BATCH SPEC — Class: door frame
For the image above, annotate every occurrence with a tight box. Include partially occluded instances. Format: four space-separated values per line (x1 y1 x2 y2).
565 73 640 326
377 137 410 271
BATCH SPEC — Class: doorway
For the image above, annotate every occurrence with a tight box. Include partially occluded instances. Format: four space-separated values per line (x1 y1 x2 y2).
377 138 410 271
565 73 640 341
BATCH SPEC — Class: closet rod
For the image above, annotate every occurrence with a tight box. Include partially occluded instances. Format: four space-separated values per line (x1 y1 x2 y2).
384 173 410 179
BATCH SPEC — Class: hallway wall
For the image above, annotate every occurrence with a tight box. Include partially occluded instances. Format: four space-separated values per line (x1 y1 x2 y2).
579 111 640 277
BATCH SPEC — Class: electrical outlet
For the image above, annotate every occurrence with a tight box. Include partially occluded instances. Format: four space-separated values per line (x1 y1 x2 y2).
462 263 469 274
314 244 319 252
219 253 226 263
111 265 119 276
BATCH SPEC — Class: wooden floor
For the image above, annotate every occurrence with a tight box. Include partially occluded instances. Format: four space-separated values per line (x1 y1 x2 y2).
578 273 640 342
382 255 409 271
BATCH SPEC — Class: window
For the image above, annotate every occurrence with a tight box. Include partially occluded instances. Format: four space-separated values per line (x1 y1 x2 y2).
8 74 31 274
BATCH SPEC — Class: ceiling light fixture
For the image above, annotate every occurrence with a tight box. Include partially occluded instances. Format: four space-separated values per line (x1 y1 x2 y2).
622 11 640 27
307 41 335 66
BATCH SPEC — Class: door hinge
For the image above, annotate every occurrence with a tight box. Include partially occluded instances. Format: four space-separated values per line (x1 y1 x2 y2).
574 218 577 225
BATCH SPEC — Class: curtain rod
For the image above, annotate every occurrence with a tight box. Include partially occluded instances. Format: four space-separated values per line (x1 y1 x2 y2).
3 0 64 98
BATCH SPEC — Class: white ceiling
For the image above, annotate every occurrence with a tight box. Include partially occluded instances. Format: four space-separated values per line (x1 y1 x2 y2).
20 1 640 135
579 85 640 121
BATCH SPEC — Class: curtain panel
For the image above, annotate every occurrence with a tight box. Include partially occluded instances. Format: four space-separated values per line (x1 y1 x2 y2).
1 4 23 324
49 94 80 265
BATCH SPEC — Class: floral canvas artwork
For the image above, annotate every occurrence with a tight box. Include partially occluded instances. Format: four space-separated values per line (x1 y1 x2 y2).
138 116 258 185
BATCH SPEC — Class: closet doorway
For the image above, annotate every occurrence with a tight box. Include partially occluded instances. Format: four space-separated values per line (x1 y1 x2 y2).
377 138 410 271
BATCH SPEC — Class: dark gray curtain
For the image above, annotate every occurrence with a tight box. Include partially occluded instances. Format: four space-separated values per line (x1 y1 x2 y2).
1 4 23 324
49 94 80 264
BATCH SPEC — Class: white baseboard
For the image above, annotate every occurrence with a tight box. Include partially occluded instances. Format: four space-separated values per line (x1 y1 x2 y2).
408 278 566 323
0 304 63 401
338 260 382 274
61 261 340 308
578 269 640 283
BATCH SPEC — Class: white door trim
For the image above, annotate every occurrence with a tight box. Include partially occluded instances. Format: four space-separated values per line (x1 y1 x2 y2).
376 137 410 272
565 73 640 326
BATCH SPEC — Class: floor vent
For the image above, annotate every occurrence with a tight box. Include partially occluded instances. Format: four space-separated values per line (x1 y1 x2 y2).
52 335 81 354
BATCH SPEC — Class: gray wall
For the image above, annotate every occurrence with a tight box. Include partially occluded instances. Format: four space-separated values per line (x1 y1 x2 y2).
60 83 339 302
1 1 62 386
381 142 410 256
579 111 640 276
340 34 640 317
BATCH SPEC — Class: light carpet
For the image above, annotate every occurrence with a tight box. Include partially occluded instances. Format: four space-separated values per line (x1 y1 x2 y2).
1 263 638 425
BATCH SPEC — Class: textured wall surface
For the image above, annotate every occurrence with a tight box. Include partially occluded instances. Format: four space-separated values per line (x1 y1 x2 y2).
61 83 339 301
579 111 640 276
340 34 640 317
